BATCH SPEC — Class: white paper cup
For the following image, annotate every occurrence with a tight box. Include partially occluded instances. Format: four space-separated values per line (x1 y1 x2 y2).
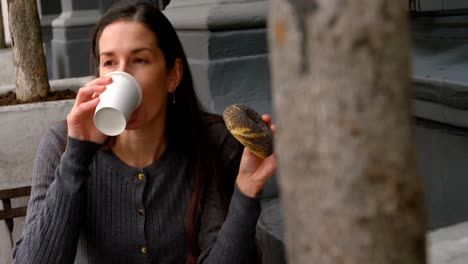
93 71 142 136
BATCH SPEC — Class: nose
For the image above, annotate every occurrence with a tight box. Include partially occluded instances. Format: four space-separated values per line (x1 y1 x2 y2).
117 62 130 73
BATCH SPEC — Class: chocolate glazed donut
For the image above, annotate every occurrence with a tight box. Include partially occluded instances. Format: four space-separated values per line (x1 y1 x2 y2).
222 104 273 159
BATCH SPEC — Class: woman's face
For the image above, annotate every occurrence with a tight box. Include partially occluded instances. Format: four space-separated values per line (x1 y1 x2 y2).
98 20 180 130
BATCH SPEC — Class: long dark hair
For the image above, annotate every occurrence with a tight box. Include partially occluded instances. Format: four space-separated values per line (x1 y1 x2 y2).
91 1 227 263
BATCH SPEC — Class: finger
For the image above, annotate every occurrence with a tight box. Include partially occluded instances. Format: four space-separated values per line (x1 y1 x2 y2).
262 114 272 125
261 114 276 134
74 85 106 106
270 124 276 134
73 97 100 116
85 76 112 86
264 153 277 174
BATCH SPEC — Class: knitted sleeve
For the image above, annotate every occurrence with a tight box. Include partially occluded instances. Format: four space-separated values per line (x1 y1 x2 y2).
12 123 101 264
197 123 262 264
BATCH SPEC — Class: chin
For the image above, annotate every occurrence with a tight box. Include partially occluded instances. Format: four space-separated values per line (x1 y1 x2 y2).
125 118 140 130
125 123 139 131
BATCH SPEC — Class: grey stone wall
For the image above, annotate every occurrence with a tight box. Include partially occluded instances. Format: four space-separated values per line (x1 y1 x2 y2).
411 14 468 229
179 29 271 116
415 118 468 229
412 78 468 230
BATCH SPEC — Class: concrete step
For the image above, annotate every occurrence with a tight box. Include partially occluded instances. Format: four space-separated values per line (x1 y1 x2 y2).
429 221 468 264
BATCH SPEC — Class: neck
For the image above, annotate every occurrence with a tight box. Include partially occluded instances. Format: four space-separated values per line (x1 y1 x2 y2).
112 119 167 168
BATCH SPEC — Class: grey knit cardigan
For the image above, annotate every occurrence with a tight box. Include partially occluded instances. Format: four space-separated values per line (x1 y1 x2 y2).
12 121 261 263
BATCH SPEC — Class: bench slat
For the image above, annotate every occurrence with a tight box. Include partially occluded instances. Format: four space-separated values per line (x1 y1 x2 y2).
0 186 31 200
0 207 28 220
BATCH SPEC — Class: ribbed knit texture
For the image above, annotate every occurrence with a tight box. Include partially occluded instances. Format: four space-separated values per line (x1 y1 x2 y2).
12 122 261 264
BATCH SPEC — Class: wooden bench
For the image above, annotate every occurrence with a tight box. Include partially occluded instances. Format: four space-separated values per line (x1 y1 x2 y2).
0 186 31 246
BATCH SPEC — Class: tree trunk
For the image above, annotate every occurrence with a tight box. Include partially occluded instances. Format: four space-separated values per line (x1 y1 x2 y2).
7 0 49 101
0 2 6 48
269 0 426 263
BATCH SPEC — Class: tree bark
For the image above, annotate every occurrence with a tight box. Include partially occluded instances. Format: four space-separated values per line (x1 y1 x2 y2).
7 0 49 101
269 0 426 263
0 2 6 48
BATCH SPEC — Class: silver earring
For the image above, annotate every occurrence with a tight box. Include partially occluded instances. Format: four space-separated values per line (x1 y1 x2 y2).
172 92 176 104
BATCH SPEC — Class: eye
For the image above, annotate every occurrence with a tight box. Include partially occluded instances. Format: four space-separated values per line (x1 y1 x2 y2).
134 58 146 64
102 60 114 67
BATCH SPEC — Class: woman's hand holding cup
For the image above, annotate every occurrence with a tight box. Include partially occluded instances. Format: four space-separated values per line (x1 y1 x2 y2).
67 77 111 144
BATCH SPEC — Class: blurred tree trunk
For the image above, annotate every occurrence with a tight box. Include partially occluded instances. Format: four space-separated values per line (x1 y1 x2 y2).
269 0 426 263
0 2 6 48
7 0 49 101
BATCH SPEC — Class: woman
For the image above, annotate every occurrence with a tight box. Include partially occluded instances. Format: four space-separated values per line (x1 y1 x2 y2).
12 1 276 263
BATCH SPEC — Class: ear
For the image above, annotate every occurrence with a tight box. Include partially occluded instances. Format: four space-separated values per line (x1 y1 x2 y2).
168 58 183 93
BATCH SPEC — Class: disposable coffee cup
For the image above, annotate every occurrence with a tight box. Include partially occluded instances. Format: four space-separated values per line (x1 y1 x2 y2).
93 71 142 136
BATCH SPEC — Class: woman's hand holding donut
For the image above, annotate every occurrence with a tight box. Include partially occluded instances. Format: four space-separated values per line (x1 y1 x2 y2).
67 77 111 144
236 115 277 198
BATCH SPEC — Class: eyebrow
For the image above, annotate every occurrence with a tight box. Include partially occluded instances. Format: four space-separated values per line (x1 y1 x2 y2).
100 48 153 57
